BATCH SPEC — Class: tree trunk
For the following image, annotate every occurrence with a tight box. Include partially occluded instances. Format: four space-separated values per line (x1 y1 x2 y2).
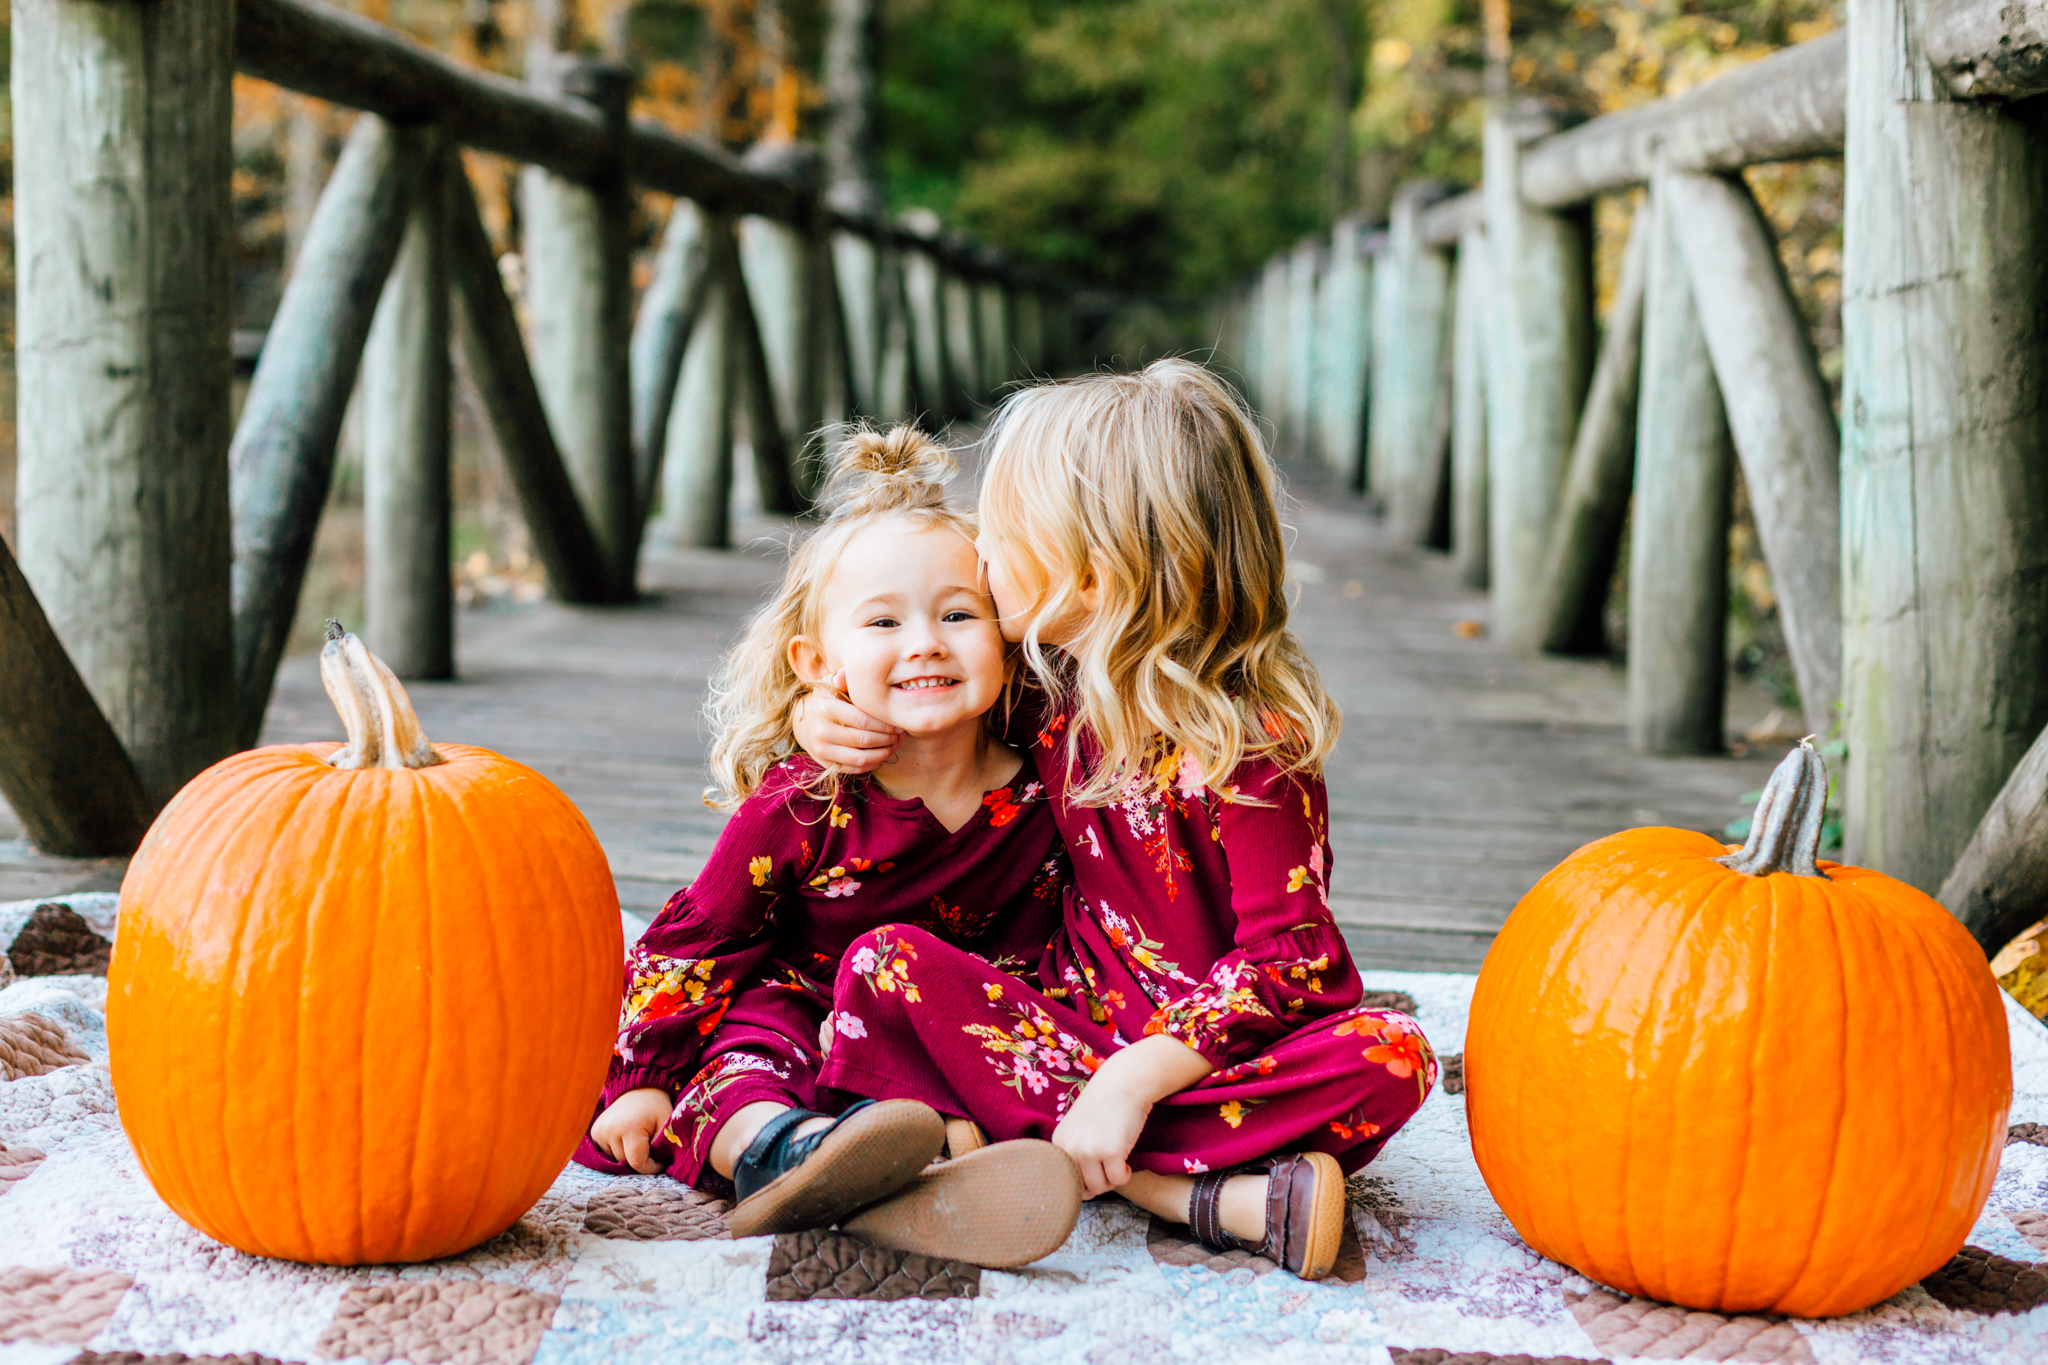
1840 0 2048 892
659 220 740 549
1628 178 1733 755
1665 170 1842 739
230 115 429 744
1450 224 1490 590
1940 717 2048 955
1529 204 1651 655
0 535 153 855
822 0 882 212
1483 106 1596 651
521 57 637 592
364 139 453 680
14 0 237 804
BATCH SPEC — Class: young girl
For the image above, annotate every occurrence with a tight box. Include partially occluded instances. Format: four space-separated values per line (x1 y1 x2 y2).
795 359 1435 1281
576 427 1081 1268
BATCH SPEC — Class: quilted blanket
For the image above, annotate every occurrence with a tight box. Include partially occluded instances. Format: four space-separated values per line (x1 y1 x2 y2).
6 892 2048 1365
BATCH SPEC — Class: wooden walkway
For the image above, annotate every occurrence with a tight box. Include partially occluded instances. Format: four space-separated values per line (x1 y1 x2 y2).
0 460 1786 971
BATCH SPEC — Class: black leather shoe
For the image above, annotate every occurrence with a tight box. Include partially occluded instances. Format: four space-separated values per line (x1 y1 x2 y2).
725 1098 945 1238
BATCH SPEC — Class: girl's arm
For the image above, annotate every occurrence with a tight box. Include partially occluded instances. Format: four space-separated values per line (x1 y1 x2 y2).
1052 1034 1212 1196
1144 762 1359 1071
790 674 900 773
597 781 802 1111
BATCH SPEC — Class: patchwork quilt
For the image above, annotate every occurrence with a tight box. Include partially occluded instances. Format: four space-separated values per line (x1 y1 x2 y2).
6 892 2048 1365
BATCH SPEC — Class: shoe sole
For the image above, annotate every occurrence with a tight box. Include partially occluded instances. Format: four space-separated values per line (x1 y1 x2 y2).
727 1100 944 1239
840 1139 1082 1268
1292 1150 1347 1281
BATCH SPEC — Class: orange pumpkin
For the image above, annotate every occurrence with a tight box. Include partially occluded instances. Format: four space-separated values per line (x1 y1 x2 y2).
1466 741 2011 1318
109 625 622 1264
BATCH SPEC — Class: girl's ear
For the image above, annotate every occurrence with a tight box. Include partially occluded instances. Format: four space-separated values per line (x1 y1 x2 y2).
788 636 829 685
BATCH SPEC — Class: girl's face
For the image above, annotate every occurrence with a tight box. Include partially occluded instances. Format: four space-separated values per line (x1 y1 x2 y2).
792 519 1011 736
976 531 1086 647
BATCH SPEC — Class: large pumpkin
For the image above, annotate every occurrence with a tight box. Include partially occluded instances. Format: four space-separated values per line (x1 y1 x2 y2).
1466 741 2010 1318
109 625 622 1264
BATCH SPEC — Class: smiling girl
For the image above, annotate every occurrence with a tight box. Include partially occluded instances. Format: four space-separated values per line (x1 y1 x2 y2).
574 426 1081 1267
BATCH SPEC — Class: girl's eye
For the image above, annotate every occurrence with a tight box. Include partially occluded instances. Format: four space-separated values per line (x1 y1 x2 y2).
942 610 977 623
867 617 899 629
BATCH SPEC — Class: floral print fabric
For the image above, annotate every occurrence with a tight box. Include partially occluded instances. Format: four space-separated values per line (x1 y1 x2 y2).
573 753 1067 1186
817 700 1436 1175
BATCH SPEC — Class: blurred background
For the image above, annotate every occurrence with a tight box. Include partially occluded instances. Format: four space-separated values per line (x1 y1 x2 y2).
0 0 1846 700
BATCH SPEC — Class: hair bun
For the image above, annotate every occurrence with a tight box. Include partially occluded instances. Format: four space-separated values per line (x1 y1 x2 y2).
819 424 956 518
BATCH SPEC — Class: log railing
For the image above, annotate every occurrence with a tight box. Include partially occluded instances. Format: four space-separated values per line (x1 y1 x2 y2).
1222 1 2048 945
1 0 1068 857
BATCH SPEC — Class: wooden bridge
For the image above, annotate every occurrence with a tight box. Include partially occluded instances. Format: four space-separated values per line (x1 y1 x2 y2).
2 0 2046 965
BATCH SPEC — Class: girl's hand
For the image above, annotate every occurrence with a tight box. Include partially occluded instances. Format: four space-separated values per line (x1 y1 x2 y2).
1051 1081 1152 1197
791 669 902 773
1051 1034 1215 1197
591 1087 675 1174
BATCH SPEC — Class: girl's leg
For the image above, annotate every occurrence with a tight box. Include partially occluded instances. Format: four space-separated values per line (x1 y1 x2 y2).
1121 1170 1267 1242
707 1102 832 1179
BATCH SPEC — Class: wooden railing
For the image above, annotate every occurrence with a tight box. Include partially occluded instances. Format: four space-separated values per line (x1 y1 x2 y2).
1220 2 2048 945
0 0 1068 859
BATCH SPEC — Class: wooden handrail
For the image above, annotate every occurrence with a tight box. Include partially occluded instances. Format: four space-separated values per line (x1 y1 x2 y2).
234 0 1051 287
1518 30 1847 208
1926 0 2048 98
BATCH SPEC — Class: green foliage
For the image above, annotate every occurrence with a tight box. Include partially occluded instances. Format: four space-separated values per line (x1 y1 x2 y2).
881 0 1355 296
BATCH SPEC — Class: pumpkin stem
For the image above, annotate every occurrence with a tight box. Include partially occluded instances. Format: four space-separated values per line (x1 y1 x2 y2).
1715 738 1829 878
319 622 446 771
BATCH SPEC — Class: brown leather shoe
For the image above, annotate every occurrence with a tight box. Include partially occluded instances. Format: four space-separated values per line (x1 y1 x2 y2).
1188 1151 1346 1279
942 1117 989 1159
840 1139 1082 1267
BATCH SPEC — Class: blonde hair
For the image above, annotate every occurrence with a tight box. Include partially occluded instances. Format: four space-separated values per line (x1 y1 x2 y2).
705 425 974 809
977 357 1339 806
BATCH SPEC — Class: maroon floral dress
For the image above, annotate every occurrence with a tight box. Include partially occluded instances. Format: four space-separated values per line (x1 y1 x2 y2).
816 709 1436 1176
572 753 1065 1188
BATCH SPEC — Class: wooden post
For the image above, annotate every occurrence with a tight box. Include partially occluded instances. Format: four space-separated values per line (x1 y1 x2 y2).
738 143 825 466
1483 105 1596 650
446 166 613 605
0 535 153 855
1316 220 1372 488
943 268 981 413
14 0 236 803
363 139 453 680
730 252 805 513
230 116 430 742
1528 206 1651 654
630 199 714 513
977 276 1010 392
1666 170 1842 740
899 211 950 420
521 57 636 592
1627 178 1733 754
1940 719 2048 954
1381 185 1455 545
875 249 916 421
1013 286 1046 379
658 220 740 549
1450 223 1490 589
1258 257 1292 440
1284 242 1320 461
1365 236 1402 501
831 225 884 413
1841 0 2048 891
